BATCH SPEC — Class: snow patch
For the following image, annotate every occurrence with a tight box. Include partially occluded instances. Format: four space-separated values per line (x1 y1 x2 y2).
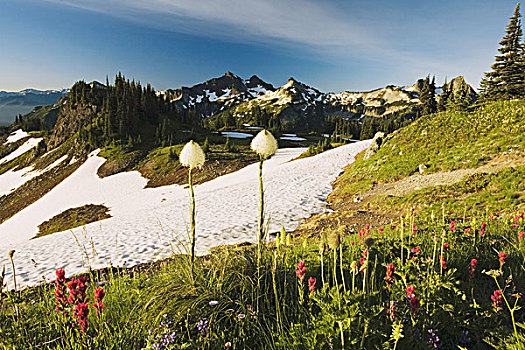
0 138 43 165
5 129 30 144
0 142 371 289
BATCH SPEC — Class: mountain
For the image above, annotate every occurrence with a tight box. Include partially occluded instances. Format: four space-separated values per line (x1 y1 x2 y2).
0 88 68 126
157 71 275 119
205 76 423 132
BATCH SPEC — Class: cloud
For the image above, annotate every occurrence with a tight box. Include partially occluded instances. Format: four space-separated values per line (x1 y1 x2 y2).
40 0 478 86
42 0 398 57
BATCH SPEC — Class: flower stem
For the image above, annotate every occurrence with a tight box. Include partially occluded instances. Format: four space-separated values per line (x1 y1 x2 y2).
189 167 196 276
257 159 264 312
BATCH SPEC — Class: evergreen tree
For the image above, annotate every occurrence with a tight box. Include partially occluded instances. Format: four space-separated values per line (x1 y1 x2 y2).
480 3 524 100
437 77 450 112
420 75 437 115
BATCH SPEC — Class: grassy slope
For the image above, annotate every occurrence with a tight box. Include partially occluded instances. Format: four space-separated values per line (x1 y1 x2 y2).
334 100 525 197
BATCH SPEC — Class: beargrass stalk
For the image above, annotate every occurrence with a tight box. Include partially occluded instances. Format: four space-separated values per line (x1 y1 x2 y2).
340 244 347 293
329 232 341 309
179 140 205 276
8 250 16 294
250 130 278 311
400 218 404 266
272 251 283 335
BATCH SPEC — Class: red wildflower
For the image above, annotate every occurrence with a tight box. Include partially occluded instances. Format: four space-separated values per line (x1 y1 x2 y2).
406 285 415 298
75 303 90 332
499 252 508 268
519 232 524 241
449 221 456 232
412 223 417 235
387 301 398 321
491 290 503 312
469 259 478 276
440 255 447 270
296 261 306 281
54 268 68 312
385 264 395 290
378 227 384 234
409 296 420 315
443 243 449 251
308 277 316 294
93 287 105 315
350 241 355 245
411 246 420 254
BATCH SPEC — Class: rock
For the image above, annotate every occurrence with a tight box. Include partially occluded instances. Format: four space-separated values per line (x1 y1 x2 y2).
363 132 386 160
419 164 428 174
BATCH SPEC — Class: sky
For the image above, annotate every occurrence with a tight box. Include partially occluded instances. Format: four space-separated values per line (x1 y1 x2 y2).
0 0 521 92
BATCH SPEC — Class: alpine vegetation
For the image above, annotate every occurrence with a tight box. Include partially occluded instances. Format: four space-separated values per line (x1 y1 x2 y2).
179 140 206 274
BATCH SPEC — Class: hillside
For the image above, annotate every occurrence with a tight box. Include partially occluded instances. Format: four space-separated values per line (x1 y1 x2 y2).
294 99 525 235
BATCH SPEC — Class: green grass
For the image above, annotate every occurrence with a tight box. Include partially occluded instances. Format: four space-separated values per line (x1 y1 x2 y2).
374 165 525 218
35 204 112 239
335 100 525 196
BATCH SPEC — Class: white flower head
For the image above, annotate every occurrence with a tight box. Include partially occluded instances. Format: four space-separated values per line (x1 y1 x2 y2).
179 140 205 169
250 130 278 159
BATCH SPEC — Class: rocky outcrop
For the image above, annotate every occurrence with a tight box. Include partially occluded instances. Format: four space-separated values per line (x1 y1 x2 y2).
363 132 386 160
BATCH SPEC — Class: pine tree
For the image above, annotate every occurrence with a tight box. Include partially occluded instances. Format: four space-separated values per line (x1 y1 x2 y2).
438 77 450 112
480 3 524 100
419 75 437 115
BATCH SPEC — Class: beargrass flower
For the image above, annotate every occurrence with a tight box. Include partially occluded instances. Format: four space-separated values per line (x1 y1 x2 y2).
179 140 206 274
179 140 205 169
250 130 278 160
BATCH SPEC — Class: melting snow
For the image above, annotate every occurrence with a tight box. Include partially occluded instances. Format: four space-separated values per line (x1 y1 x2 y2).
5 129 30 144
0 137 43 165
0 141 371 289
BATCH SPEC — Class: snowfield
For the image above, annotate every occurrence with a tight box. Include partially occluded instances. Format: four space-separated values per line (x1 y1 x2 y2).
0 137 42 164
0 140 371 289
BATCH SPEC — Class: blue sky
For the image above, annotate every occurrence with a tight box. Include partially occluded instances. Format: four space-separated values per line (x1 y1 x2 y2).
0 0 520 92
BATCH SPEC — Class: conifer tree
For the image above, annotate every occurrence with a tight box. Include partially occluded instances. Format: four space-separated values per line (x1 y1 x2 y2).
480 3 524 100
438 77 450 112
419 75 437 115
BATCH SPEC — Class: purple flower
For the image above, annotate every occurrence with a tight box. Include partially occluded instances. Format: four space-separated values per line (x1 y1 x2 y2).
97 280 109 286
237 313 245 319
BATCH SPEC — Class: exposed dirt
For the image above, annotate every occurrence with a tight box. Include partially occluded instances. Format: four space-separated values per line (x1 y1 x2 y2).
293 151 525 238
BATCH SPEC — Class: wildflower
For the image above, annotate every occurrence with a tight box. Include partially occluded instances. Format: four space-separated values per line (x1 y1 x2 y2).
225 342 232 348
308 277 316 294
180 140 205 272
443 243 449 251
491 290 503 312
251 129 278 159
498 252 507 268
411 246 420 254
237 313 245 319
75 303 90 332
209 300 218 306
409 296 420 315
406 285 415 298
97 280 108 286
469 259 478 276
449 221 456 232
427 329 442 349
54 268 68 312
179 140 205 169
350 261 358 273
440 255 447 270
350 241 355 245
378 227 384 234
385 264 395 290
196 317 209 336
296 260 306 281
387 300 398 321
459 330 472 347
412 223 417 235
391 321 404 342
93 287 105 315
519 232 524 241
464 228 472 234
